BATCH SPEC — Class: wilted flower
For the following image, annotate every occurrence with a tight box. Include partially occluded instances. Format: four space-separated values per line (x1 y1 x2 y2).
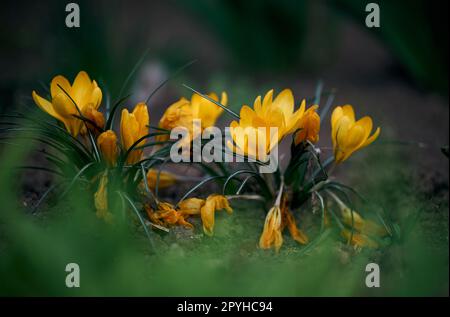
145 194 232 234
97 130 119 167
282 208 309 245
178 197 206 216
120 103 149 164
294 105 320 144
145 202 193 229
200 194 232 236
331 105 380 163
259 192 308 252
32 71 102 137
259 205 283 252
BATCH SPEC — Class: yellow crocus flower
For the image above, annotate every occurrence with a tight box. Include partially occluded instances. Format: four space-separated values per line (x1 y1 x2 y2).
97 130 119 167
157 92 227 143
254 89 306 135
32 71 102 137
120 103 149 164
294 105 320 144
228 105 284 161
331 105 380 163
228 89 315 161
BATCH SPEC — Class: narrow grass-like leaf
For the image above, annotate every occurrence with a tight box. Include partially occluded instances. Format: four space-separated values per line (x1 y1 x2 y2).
105 94 131 129
319 90 336 119
236 175 254 194
120 132 169 164
121 192 154 251
222 170 271 199
140 164 158 208
313 80 323 105
146 59 197 104
118 48 150 101
16 165 64 177
176 176 225 207
32 182 64 214
60 162 95 197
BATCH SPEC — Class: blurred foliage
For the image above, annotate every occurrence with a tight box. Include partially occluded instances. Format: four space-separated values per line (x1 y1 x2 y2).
178 0 308 72
0 0 448 116
332 0 449 93
180 0 448 93
0 133 447 296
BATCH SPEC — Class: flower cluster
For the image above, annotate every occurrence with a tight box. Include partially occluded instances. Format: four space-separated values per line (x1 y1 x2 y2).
16 69 388 252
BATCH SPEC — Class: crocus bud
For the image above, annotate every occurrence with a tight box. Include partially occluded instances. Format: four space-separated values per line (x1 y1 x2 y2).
120 103 149 164
97 130 119 167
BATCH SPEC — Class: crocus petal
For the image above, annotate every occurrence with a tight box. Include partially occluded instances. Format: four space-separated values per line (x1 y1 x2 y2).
272 89 294 121
52 93 81 136
342 105 355 123
239 105 257 127
261 89 273 114
50 75 72 99
32 91 65 123
71 71 93 107
253 95 262 113
362 127 381 147
220 92 228 107
91 84 103 109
